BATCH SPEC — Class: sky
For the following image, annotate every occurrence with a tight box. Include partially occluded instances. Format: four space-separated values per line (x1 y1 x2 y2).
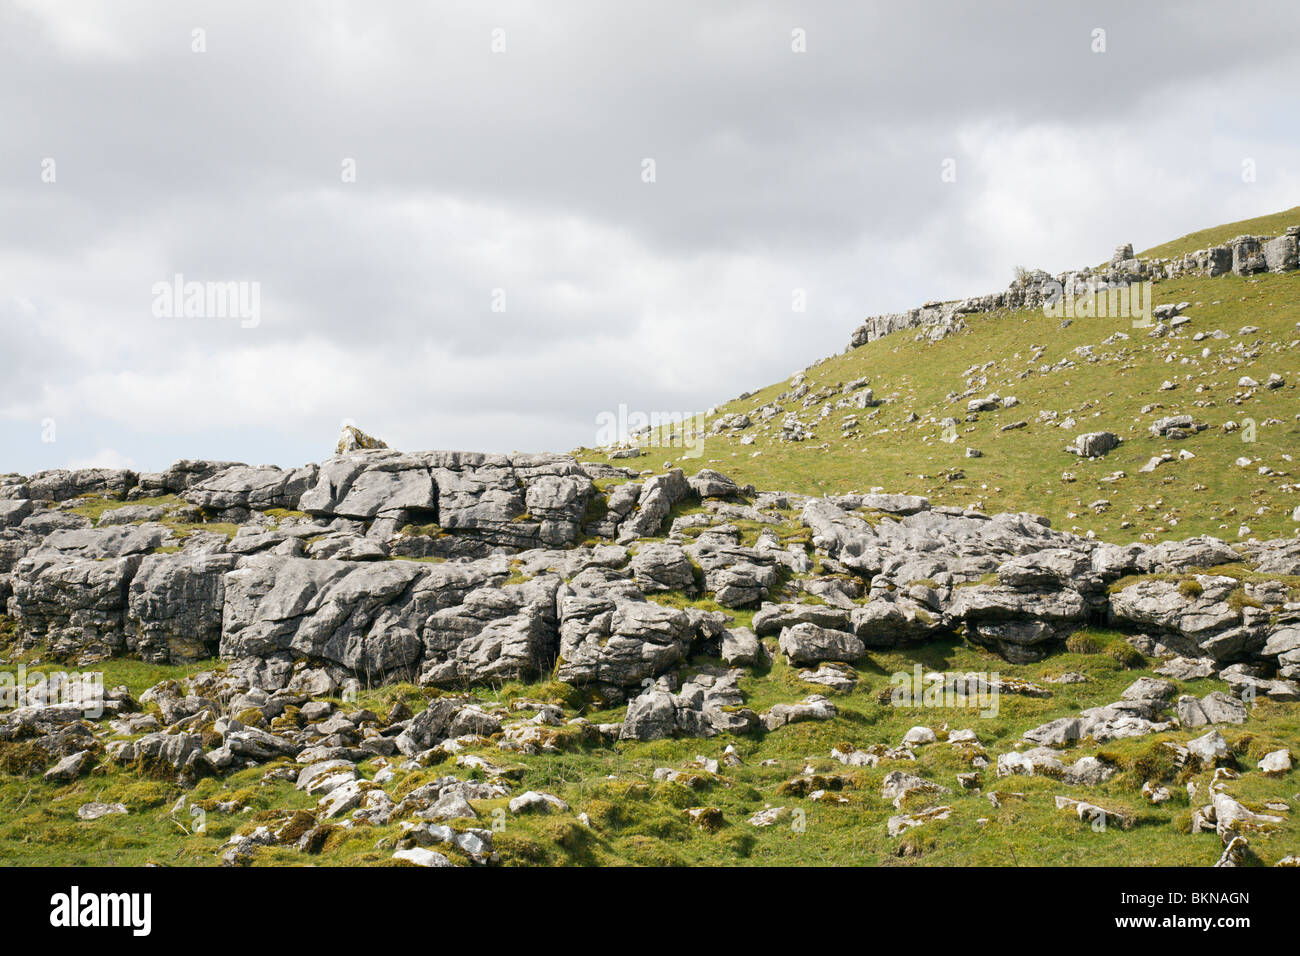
2 0 1298 476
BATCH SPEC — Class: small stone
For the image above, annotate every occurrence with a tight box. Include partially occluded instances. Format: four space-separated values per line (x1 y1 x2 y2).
1187 730 1230 767
44 750 94 782
747 806 789 827
901 726 937 747
1259 750 1292 776
507 791 569 814
392 847 453 867
77 802 128 821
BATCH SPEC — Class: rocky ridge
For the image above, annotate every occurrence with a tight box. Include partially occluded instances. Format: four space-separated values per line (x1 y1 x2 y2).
4 440 1299 696
4 444 1299 697
845 226 1300 350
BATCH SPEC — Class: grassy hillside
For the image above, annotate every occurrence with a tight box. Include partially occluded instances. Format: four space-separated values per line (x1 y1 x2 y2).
4 208 1298 871
580 212 1300 545
1140 205 1300 261
3 636 1296 867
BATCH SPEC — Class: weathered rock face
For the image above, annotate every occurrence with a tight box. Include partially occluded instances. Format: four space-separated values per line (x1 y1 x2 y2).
555 568 694 687
127 553 238 663
849 303 968 348
801 497 1100 661
720 626 766 667
0 468 138 503
620 670 757 740
10 554 144 660
8 524 174 660
432 452 594 551
584 479 641 538
184 464 319 518
220 556 507 682
299 454 436 523
1263 619 1300 681
617 469 689 542
136 459 240 497
5 452 1300 696
803 497 1081 581
221 557 419 677
1109 575 1273 661
0 499 36 530
629 542 696 593
684 538 780 607
418 575 561 687
300 450 594 552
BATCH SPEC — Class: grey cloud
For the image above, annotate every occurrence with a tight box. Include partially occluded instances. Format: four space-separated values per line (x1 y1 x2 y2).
1 0 1298 474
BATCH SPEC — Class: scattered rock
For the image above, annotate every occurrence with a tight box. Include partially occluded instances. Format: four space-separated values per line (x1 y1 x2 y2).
1259 750 1292 776
508 791 569 814
392 847 454 867
77 802 128 821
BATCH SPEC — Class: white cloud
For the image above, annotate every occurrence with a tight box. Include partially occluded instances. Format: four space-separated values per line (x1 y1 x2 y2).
67 448 137 471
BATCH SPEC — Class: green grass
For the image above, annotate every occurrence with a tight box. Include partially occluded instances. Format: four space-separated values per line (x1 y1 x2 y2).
580 268 1300 544
66 494 181 524
1139 205 1300 261
64 493 243 541
5 207 1299 868
3 647 221 698
1 632 1294 866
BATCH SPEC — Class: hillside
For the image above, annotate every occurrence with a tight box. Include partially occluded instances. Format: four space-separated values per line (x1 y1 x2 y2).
578 209 1300 546
1 209 1298 872
1140 205 1300 261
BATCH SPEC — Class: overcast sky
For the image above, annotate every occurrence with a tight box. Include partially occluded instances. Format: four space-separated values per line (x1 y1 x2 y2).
2 1 1298 476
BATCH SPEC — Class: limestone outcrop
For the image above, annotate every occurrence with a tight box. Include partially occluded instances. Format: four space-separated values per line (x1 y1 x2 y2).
3 452 1298 708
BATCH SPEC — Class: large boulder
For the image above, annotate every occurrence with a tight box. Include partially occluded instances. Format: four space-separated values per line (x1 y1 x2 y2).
418 576 561 686
752 602 851 636
8 527 172 659
778 622 865 665
617 469 690 542
947 583 1086 662
1070 432 1121 457
688 470 741 499
1263 234 1298 273
555 569 694 687
1263 624 1300 680
1109 575 1265 660
850 597 945 648
720 627 767 668
336 425 389 455
630 543 697 593
127 553 238 663
300 454 436 523
394 698 467 755
1231 236 1266 276
683 540 780 608
620 671 757 740
220 557 431 678
184 464 318 515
